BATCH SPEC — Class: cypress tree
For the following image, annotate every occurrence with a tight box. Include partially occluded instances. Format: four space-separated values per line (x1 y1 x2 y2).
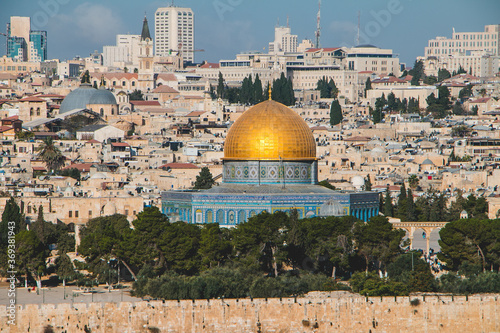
384 187 394 217
330 100 342 126
406 188 416 221
253 74 264 103
364 175 372 191
397 183 407 219
217 72 225 99
328 79 338 99
0 197 23 244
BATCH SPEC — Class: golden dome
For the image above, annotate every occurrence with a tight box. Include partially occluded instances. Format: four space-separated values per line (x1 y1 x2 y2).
224 100 316 161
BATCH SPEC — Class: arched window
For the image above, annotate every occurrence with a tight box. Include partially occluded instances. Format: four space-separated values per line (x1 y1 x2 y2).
100 108 104 116
36 107 40 116
206 210 213 224
216 210 224 224
30 107 34 116
238 210 245 224
111 108 114 115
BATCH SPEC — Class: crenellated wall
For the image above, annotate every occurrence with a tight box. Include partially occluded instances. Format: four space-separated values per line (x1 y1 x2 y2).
1 292 499 332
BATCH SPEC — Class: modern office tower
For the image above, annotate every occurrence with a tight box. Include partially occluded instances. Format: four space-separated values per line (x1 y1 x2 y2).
269 26 298 54
154 5 194 63
6 16 47 62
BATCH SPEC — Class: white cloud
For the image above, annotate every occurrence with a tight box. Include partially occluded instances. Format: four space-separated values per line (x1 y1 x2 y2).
327 21 358 47
51 2 125 44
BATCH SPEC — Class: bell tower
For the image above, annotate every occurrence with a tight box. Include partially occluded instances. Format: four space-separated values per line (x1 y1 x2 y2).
138 15 154 91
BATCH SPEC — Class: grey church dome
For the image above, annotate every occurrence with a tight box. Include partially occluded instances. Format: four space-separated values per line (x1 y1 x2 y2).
88 87 117 105
59 83 97 114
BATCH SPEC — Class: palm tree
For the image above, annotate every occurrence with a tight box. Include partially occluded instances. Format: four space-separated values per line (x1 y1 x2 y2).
37 137 65 173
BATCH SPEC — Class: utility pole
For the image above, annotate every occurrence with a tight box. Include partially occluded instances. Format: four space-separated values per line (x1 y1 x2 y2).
315 0 321 48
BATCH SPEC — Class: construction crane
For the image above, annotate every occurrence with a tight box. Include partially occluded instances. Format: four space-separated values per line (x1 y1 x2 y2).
168 41 204 66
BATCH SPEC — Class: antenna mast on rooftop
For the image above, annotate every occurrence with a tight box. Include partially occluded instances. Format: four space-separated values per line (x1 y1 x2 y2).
357 11 360 46
315 0 321 48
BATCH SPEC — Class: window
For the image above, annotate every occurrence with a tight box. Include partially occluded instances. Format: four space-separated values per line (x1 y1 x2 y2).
75 211 79 218
125 209 129 216
69 211 72 218
27 206 31 214
89 210 92 217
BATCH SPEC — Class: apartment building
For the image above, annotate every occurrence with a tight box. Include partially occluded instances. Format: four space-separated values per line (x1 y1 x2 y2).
154 6 194 63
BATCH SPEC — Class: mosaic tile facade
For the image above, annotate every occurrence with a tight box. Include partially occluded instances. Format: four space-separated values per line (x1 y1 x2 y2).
223 160 317 184
161 190 380 226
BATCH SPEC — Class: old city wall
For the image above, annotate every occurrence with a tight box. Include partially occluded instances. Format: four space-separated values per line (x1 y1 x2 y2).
1 293 499 332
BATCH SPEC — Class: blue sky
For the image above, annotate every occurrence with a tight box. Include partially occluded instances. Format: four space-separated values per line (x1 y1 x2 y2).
0 0 499 66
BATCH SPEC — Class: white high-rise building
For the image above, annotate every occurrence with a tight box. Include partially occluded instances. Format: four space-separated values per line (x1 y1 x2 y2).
154 5 194 63
269 26 298 54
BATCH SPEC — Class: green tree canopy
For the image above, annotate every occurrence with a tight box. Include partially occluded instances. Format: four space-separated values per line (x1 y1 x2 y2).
353 216 405 273
193 167 215 189
128 89 144 101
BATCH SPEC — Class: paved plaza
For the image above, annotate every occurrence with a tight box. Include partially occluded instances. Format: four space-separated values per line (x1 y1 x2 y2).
0 285 142 306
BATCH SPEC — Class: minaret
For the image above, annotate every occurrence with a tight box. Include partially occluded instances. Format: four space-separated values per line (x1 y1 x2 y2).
138 15 155 91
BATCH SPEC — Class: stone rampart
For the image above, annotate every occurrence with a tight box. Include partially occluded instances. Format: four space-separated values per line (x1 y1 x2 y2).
1 292 499 332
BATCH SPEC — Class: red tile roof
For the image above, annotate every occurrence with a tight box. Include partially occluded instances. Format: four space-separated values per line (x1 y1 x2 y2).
2 115 19 121
156 73 177 81
63 163 93 172
18 96 46 102
39 94 65 98
111 142 130 147
200 62 220 69
185 111 205 117
152 85 179 94
470 97 491 104
130 100 161 106
86 139 101 144
0 126 13 132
